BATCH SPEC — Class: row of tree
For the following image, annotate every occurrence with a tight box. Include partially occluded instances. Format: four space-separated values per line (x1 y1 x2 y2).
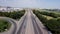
34 10 60 18
43 9 60 11
33 10 60 34
0 10 25 20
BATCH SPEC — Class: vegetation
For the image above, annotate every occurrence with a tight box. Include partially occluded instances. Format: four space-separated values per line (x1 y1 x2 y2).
42 9 60 12
0 19 11 32
33 10 60 34
34 10 60 18
0 10 25 32
0 10 25 20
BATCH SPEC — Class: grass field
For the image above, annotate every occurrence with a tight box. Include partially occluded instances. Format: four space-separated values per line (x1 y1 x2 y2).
0 19 11 32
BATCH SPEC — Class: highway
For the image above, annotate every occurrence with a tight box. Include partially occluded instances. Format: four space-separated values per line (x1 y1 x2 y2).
0 9 49 34
0 17 17 34
16 9 49 34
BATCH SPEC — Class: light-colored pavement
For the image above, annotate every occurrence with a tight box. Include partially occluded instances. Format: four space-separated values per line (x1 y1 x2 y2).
16 9 27 34
0 9 49 34
17 9 49 34
0 17 17 34
30 9 49 34
16 9 35 34
25 10 35 34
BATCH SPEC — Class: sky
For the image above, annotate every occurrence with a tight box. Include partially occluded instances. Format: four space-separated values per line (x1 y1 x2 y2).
0 0 60 9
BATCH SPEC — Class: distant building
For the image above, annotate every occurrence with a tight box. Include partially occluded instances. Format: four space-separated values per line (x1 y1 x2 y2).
0 6 24 12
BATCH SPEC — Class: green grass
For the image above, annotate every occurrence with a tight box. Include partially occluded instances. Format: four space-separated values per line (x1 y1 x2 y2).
0 19 11 32
39 11 60 18
42 15 53 20
0 10 25 20
33 10 60 34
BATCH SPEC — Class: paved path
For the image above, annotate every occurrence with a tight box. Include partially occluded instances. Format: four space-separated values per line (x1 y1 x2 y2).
0 17 17 34
25 10 35 34
0 9 49 34
17 9 49 34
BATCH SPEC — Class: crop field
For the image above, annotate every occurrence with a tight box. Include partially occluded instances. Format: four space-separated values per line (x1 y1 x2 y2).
33 10 60 34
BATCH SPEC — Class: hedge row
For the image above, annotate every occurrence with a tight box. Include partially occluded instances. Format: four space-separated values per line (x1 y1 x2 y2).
33 10 60 18
33 10 60 34
0 10 25 20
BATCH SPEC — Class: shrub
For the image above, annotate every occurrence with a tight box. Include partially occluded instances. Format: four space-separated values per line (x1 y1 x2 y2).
0 10 25 20
37 11 60 18
33 10 60 34
0 19 11 32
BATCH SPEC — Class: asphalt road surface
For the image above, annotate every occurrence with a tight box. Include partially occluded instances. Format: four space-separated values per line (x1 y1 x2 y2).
0 17 17 34
0 9 49 34
16 9 49 34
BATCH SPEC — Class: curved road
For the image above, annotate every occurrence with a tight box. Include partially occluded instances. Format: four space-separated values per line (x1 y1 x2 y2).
16 9 49 34
0 9 49 34
0 17 17 34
